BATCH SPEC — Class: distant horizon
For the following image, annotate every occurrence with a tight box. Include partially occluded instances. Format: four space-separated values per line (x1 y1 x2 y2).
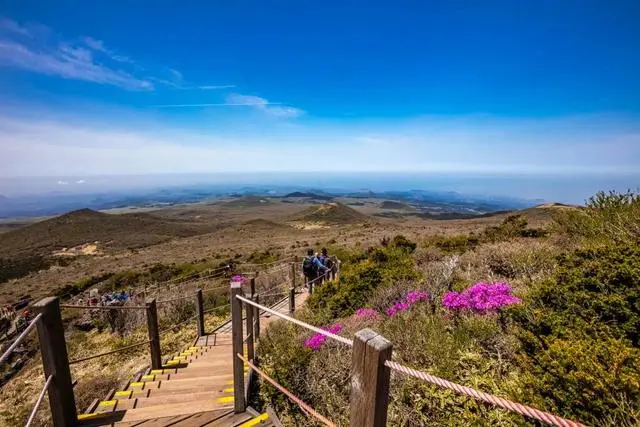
1 171 639 205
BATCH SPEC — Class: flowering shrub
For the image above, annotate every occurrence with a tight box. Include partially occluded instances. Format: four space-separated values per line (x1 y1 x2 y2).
386 290 430 317
304 324 343 351
355 308 379 319
442 282 520 313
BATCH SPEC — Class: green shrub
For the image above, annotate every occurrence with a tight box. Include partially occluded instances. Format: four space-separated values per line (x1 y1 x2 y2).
428 235 480 254
554 190 640 245
511 243 640 424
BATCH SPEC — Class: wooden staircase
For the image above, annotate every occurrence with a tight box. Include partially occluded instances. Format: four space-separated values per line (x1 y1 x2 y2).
77 294 307 426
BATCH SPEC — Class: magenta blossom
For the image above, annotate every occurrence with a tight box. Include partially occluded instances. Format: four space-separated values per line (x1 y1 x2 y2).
386 290 430 317
355 308 379 319
304 324 343 351
230 274 247 283
442 282 521 314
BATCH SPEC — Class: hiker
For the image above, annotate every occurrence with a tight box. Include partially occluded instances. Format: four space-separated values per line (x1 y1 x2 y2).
319 248 337 281
302 249 328 292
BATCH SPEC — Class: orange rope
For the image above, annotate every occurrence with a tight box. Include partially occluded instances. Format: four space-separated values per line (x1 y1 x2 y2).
237 354 336 427
385 361 586 427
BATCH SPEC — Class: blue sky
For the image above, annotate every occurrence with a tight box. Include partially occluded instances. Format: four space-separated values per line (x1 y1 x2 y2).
0 0 639 178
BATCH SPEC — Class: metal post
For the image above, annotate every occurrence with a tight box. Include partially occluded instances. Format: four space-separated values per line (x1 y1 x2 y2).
289 288 295 314
291 263 296 289
350 329 392 427
145 299 162 370
245 297 254 362
195 289 205 337
230 282 246 412
33 297 77 426
254 294 260 341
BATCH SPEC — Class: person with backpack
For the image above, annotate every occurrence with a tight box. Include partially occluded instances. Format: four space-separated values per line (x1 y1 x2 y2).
319 248 337 281
302 249 327 292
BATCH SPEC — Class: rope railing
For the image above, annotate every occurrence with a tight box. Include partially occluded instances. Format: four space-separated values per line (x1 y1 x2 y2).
384 360 586 427
0 313 42 365
158 315 199 335
236 295 353 347
202 303 230 315
237 354 336 427
60 304 146 310
156 294 197 304
25 374 53 427
68 340 151 365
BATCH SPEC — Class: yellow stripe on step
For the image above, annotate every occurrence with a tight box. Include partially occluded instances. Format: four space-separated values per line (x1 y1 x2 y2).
141 374 155 381
223 388 234 393
78 413 110 421
237 413 270 427
216 396 234 404
98 400 117 407
114 390 132 398
150 369 165 374
129 382 144 388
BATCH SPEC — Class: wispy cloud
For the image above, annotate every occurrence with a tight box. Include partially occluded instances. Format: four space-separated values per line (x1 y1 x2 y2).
82 36 134 64
226 94 305 118
0 39 153 90
152 101 283 108
0 17 230 91
0 17 31 36
195 85 236 90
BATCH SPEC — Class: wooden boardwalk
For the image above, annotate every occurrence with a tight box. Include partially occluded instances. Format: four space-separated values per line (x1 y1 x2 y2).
78 292 308 427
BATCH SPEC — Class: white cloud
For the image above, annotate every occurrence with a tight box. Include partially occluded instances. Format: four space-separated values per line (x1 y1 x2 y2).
1 110 638 178
83 36 134 64
0 40 153 90
0 18 229 91
76 180 85 184
0 18 31 36
197 85 236 90
226 94 305 118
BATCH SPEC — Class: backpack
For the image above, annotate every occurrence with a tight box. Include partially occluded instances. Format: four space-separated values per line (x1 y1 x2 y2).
302 256 318 278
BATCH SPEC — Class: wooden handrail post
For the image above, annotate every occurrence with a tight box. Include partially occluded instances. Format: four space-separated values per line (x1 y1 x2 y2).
254 294 260 341
350 328 393 427
230 281 246 412
145 299 162 370
289 287 295 314
245 297 254 362
291 262 296 289
250 277 256 297
33 297 77 426
195 289 205 337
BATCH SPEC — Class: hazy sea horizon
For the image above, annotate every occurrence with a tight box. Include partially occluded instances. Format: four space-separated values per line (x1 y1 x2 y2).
1 172 639 205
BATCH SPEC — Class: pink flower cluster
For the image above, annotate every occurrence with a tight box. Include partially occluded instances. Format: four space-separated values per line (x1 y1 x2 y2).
304 324 343 351
230 274 247 283
355 308 379 319
386 290 430 317
442 282 521 313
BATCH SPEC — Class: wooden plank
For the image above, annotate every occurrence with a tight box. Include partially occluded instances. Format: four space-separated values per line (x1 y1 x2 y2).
146 299 162 370
196 289 205 337
33 297 77 426
350 328 392 427
230 283 246 413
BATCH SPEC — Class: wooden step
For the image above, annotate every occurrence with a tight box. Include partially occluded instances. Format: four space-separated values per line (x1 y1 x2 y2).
129 375 241 391
98 389 236 411
91 399 235 423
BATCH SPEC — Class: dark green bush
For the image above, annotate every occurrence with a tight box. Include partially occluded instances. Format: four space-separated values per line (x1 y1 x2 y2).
511 244 640 424
429 234 480 254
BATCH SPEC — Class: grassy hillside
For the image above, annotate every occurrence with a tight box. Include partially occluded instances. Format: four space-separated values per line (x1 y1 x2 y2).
0 209 218 286
290 202 369 225
257 190 640 426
